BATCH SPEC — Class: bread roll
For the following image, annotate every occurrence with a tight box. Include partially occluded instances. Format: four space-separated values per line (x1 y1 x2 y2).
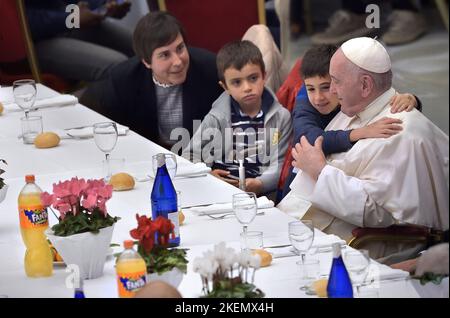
252 249 272 267
34 132 60 148
312 278 328 298
109 172 135 191
0 101 4 115
179 210 185 225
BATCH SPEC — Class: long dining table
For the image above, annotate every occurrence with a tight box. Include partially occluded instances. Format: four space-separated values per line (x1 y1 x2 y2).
0 84 447 298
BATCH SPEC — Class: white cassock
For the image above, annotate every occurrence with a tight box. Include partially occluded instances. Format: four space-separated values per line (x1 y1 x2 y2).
278 88 449 260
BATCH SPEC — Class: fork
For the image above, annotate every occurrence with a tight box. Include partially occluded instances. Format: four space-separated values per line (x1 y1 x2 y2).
64 125 93 131
66 133 92 139
204 211 265 220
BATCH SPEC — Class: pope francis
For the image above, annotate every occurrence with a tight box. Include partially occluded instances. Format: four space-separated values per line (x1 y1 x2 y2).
278 37 449 263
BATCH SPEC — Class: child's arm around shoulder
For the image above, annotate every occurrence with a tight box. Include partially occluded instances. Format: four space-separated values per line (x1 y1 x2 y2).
350 117 403 141
390 93 421 113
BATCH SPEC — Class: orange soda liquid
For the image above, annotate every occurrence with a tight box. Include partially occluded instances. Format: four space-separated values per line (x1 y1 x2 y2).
116 258 147 298
18 191 53 277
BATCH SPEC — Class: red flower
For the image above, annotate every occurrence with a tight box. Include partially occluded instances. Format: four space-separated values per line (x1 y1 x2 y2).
130 214 157 254
129 214 176 253
153 216 175 246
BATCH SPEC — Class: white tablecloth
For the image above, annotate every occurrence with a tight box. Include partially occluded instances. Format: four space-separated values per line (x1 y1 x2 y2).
0 84 445 298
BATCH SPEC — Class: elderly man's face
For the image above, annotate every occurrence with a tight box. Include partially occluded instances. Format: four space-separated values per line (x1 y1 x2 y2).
329 50 365 117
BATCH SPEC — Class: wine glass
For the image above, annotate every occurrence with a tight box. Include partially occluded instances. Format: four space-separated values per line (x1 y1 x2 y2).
152 153 177 179
13 79 36 118
289 220 315 291
93 122 118 181
232 192 257 240
344 249 370 295
288 220 314 264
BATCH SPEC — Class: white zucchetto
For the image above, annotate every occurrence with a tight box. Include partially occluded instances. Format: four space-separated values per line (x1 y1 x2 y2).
341 37 391 73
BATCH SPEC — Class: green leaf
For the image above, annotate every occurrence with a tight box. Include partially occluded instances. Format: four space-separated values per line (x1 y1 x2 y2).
417 272 447 285
202 278 265 298
137 245 189 275
51 210 120 237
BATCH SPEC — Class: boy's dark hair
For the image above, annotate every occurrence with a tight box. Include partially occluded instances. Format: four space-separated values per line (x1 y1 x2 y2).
216 40 265 84
133 11 186 64
300 44 338 79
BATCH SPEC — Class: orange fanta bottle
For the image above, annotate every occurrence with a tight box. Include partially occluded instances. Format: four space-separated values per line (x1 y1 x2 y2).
116 240 147 298
18 175 53 277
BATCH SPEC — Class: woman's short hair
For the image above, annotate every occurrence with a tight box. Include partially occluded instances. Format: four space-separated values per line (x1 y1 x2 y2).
216 40 265 84
133 11 186 64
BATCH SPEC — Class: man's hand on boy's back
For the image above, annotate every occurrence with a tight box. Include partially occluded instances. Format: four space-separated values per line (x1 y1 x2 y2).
210 169 239 186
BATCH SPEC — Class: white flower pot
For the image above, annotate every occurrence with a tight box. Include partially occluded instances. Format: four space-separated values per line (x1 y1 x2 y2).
0 184 8 204
147 267 184 288
46 225 114 280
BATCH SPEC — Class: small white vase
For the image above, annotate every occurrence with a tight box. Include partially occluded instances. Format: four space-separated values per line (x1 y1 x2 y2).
46 225 114 280
147 267 184 288
0 184 8 204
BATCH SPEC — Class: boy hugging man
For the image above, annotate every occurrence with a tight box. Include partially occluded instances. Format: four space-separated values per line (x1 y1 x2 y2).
183 40 292 195
281 44 421 198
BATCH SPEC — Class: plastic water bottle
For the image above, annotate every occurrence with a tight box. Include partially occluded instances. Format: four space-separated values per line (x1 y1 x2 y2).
151 153 180 246
18 174 53 277
116 240 147 298
327 243 353 298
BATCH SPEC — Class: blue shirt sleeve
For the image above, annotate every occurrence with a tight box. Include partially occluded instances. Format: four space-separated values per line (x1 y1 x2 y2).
292 89 354 156
296 84 308 101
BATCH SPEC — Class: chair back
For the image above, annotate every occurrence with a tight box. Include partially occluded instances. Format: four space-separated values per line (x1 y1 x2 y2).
0 0 42 83
349 225 446 250
0 0 28 63
158 0 266 53
0 0 73 92
275 58 304 202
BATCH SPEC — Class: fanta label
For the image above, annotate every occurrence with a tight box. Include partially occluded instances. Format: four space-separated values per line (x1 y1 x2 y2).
117 270 146 298
19 204 48 229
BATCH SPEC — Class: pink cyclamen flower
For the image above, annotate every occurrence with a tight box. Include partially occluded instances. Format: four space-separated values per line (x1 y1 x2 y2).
82 193 98 210
40 192 55 207
54 202 71 214
69 177 88 197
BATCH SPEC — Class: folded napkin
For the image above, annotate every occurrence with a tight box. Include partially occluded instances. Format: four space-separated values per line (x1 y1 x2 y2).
266 234 346 258
55 123 129 139
1 94 78 112
366 263 410 283
188 196 274 215
147 162 211 179
176 162 211 178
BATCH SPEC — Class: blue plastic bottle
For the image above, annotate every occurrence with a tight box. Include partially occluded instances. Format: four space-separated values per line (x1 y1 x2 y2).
151 153 180 246
327 243 353 298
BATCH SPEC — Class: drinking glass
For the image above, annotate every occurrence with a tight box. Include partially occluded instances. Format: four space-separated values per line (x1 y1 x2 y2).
152 153 177 179
356 288 379 298
232 192 257 237
288 220 314 264
20 115 43 144
13 79 36 118
289 220 314 290
93 122 118 181
296 259 320 294
344 249 370 295
240 231 263 251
